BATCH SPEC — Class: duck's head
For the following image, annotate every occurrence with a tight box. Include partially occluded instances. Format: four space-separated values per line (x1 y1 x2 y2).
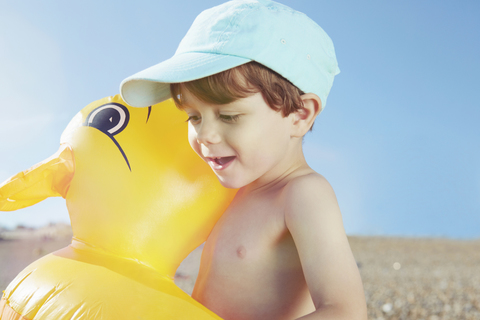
0 95 236 276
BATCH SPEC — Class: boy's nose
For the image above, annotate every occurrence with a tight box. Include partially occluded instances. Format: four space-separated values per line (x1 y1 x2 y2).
195 123 221 145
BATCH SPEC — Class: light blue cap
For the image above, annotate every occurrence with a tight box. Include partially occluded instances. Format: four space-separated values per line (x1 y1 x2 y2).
120 0 340 111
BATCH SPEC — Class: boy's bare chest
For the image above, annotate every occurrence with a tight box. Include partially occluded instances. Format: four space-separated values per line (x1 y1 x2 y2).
195 191 313 319
201 193 300 273
194 184 317 319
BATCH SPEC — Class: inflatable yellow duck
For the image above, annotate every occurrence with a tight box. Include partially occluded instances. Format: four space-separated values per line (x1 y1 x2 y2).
0 95 235 320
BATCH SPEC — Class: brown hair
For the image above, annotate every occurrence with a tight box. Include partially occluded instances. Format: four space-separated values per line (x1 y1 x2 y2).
170 61 305 117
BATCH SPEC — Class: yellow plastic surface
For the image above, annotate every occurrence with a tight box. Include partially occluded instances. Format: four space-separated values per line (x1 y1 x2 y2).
0 95 236 319
0 145 74 211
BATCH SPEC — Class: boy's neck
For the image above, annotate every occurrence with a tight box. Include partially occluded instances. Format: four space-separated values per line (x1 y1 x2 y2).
239 142 313 195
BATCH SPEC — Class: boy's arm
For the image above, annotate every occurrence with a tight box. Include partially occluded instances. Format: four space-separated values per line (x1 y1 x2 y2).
284 174 367 320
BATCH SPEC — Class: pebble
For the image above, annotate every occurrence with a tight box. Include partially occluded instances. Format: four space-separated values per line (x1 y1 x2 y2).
382 303 393 313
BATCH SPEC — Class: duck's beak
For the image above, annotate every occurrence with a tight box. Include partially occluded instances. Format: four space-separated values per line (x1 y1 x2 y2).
0 144 75 211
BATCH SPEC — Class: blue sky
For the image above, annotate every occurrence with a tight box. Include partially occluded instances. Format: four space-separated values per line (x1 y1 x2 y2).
0 0 479 238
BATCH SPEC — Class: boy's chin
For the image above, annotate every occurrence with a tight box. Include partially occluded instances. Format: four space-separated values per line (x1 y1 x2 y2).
215 175 243 189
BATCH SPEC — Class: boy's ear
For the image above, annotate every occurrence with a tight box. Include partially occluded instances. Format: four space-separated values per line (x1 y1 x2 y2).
290 93 322 137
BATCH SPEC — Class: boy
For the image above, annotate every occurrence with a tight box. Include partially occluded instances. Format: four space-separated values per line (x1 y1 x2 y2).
120 1 367 319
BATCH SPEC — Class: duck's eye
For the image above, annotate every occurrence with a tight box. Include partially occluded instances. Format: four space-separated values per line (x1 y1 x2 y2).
85 103 130 135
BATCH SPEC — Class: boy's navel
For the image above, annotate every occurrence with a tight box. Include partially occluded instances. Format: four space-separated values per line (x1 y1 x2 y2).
236 246 246 259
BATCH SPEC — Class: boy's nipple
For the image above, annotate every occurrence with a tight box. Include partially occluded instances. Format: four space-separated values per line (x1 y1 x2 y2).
236 246 246 259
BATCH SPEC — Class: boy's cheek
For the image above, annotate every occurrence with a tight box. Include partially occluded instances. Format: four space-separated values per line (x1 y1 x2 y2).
188 135 203 160
187 126 207 162
187 128 197 148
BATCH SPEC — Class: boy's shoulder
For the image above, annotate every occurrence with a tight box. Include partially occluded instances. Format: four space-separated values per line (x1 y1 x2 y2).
283 171 336 203
282 171 340 221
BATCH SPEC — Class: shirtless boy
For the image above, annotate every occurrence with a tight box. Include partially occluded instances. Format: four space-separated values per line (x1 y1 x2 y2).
120 1 367 319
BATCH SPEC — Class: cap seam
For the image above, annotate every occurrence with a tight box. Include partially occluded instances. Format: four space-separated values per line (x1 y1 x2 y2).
215 3 260 53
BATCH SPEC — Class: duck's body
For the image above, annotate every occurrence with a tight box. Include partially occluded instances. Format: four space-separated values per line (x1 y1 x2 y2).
1 244 218 320
0 95 235 319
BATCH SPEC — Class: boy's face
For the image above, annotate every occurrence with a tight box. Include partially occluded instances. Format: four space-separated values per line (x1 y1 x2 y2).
181 89 295 189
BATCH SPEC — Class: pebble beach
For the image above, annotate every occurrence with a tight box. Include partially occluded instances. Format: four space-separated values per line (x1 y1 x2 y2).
1 226 479 319
349 236 480 320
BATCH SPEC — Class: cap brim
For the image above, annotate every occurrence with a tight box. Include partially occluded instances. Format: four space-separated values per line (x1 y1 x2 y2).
120 52 251 107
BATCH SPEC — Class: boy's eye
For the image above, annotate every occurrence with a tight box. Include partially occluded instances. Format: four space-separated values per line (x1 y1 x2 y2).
219 114 240 123
186 115 201 123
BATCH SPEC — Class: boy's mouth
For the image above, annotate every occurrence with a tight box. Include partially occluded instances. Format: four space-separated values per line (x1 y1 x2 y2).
207 156 236 170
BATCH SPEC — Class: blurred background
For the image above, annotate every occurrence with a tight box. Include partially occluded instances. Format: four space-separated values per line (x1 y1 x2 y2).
0 0 479 319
